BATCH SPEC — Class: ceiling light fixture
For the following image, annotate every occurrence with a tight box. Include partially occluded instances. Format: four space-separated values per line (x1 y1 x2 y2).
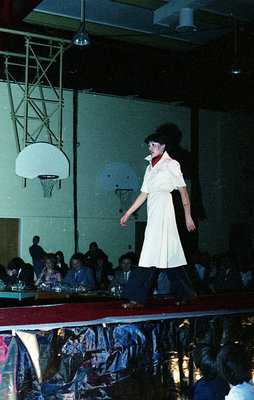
229 17 241 75
176 8 197 33
72 0 90 46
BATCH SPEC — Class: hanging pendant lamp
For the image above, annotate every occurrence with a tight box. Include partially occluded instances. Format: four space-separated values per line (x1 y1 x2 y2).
229 17 241 75
72 0 90 46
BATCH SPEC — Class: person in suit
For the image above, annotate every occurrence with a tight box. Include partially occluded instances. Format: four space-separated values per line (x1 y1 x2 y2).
64 253 95 290
5 257 34 287
0 264 7 283
83 242 108 268
94 257 114 290
107 252 136 294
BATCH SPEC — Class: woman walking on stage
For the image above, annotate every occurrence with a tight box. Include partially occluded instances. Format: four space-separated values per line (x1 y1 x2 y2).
120 133 196 308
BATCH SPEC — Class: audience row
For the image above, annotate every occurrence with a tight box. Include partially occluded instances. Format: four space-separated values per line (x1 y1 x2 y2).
189 249 254 295
0 248 137 294
0 237 253 296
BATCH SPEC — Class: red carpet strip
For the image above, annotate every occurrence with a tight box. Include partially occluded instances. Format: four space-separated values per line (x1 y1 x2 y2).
0 292 253 330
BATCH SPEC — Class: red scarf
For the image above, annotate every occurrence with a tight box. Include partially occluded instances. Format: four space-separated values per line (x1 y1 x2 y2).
151 153 163 167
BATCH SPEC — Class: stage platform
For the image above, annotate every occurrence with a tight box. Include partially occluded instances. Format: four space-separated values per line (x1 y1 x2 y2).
0 292 253 400
0 291 253 331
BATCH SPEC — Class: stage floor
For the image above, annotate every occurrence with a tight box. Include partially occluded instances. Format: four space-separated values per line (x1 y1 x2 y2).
1 291 253 331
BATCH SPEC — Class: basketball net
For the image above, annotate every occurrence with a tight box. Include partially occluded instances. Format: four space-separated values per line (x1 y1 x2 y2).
38 175 59 198
115 189 133 213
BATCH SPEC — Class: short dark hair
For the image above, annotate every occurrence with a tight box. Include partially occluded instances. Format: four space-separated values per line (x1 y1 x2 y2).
55 251 64 261
118 252 137 268
89 242 98 249
70 252 84 265
192 343 218 379
7 257 25 271
144 133 167 146
217 344 252 386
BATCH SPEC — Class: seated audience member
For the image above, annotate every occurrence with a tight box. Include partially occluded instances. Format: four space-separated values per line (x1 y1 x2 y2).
188 251 209 295
83 242 108 268
64 253 95 290
212 253 242 293
195 252 209 282
238 253 254 291
94 257 114 289
107 252 136 294
153 270 172 295
5 257 34 287
35 253 62 287
217 343 254 400
241 268 254 291
0 264 7 282
205 255 220 293
190 343 230 400
55 250 69 278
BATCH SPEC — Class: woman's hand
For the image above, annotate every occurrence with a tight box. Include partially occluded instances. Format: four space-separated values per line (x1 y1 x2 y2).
120 213 130 227
120 192 148 227
35 267 46 284
38 269 45 280
186 217 196 232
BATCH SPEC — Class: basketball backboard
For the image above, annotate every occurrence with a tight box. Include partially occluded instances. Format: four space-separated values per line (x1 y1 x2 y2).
15 142 70 179
98 162 139 192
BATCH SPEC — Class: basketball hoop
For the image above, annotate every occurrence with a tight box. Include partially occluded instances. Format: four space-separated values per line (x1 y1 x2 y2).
38 175 59 198
115 188 133 213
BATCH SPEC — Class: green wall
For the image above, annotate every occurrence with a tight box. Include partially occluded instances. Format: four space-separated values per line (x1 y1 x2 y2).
75 93 191 266
199 110 254 254
0 81 253 268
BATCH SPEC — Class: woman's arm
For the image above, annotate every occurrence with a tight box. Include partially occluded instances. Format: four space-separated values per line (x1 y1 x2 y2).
120 191 148 227
178 186 196 232
56 272 62 282
35 267 46 286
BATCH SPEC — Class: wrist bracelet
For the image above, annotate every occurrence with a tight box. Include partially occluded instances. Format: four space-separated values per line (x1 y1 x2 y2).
183 202 190 206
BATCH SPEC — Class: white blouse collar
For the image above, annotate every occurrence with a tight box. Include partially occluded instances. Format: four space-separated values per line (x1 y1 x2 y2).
145 151 172 164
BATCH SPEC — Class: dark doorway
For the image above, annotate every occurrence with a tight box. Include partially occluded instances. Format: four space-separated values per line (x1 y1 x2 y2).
0 218 20 268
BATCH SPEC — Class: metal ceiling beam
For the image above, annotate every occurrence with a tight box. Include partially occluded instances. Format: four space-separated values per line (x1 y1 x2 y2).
111 0 166 9
3 30 69 157
0 26 72 43
24 12 196 51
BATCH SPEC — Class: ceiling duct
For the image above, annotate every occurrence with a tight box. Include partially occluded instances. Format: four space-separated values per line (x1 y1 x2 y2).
176 8 197 32
154 0 207 27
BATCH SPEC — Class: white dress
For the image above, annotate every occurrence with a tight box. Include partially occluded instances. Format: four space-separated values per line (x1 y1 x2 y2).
139 151 187 269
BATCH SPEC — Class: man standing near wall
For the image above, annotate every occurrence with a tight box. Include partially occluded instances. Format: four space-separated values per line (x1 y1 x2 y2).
29 235 45 278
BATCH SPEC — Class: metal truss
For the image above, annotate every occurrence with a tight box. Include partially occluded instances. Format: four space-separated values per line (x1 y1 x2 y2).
0 28 71 154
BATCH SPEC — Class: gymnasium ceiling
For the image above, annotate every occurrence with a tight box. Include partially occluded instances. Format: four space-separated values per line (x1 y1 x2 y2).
1 0 254 112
